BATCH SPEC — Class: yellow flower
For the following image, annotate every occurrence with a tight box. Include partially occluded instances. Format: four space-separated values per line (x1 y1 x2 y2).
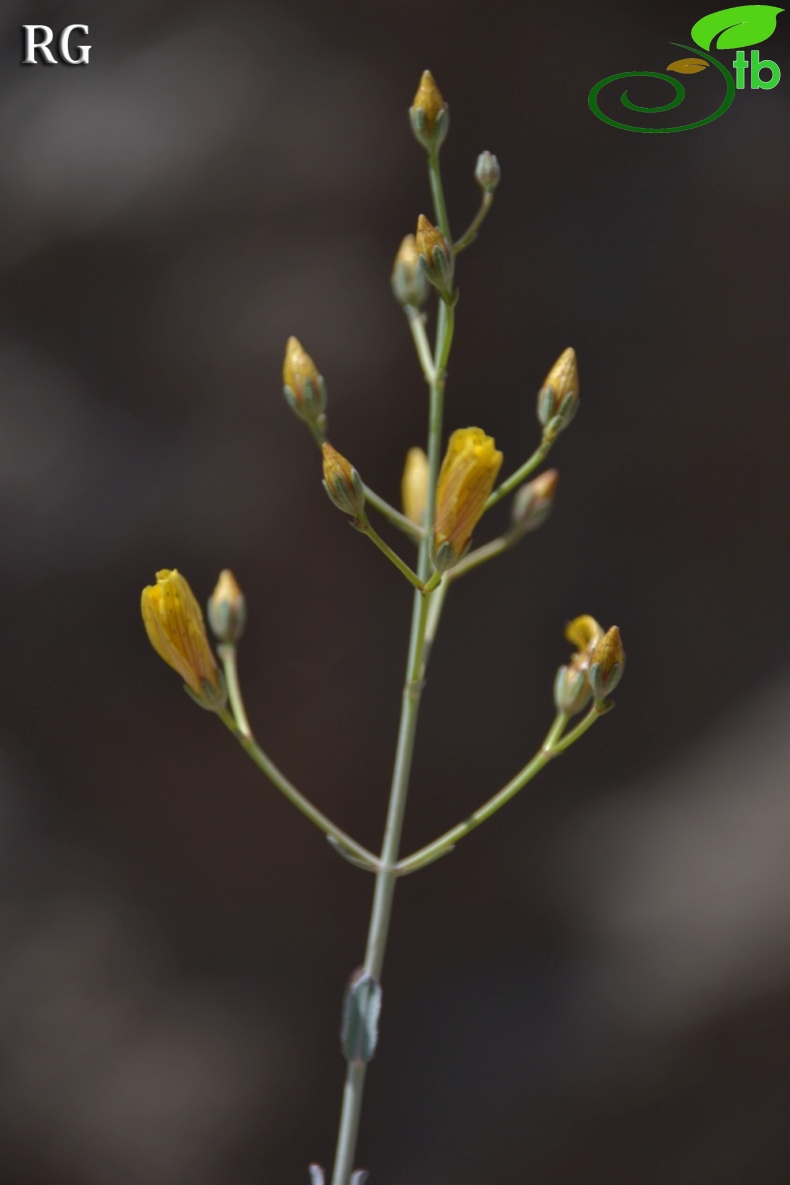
432 428 503 570
401 446 429 525
141 569 226 710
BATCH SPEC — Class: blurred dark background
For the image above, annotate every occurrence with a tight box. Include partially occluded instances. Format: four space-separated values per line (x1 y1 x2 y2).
2 0 790 1181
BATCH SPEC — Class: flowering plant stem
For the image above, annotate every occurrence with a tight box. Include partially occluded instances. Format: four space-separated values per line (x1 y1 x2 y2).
329 167 455 1185
486 435 553 510
217 645 379 871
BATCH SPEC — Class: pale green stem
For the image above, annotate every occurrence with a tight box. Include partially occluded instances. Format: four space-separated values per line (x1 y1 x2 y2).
395 712 569 876
453 191 494 255
406 307 437 384
486 437 553 511
551 701 610 753
357 517 425 591
446 532 519 581
329 162 455 1185
362 485 422 540
217 646 378 870
428 152 451 242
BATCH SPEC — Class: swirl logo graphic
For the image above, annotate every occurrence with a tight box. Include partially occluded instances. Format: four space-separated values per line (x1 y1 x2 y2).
589 5 783 132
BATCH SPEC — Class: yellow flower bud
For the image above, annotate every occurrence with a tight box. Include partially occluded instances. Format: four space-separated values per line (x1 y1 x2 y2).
401 447 429 525
432 428 503 571
141 569 226 710
391 234 430 309
409 70 449 152
322 442 366 518
510 469 558 536
283 336 327 433
415 214 454 303
553 615 603 717
207 569 246 645
474 150 501 194
590 625 625 700
537 347 579 439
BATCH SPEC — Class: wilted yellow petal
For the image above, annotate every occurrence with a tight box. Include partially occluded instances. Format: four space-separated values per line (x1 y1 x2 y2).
565 615 604 654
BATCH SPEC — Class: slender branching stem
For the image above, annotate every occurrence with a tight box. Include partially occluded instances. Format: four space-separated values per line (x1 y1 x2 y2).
395 712 571 876
486 437 553 511
428 152 451 242
445 532 520 581
362 486 423 540
217 646 378 870
453 191 494 255
357 517 426 590
406 307 437 384
328 158 455 1185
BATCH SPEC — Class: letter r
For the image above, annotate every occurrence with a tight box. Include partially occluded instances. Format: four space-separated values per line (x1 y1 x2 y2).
21 25 57 65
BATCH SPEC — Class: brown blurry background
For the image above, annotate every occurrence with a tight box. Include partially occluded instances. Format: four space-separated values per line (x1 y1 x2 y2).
2 0 790 1182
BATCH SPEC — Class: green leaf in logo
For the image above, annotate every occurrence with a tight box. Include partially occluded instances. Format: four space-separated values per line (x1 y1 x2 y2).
691 5 783 49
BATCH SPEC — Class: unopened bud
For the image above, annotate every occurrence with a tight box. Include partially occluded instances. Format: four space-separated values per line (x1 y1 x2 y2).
589 626 625 701
553 664 592 716
401 447 429 525
537 347 579 440
415 214 455 303
322 442 366 518
474 150 501 194
391 235 430 310
283 336 327 436
510 469 558 536
208 569 246 645
409 70 449 153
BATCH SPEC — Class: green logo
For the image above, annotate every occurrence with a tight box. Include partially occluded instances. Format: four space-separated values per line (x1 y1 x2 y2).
588 5 783 132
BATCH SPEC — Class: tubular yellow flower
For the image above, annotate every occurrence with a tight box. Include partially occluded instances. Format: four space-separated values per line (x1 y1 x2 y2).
141 569 226 710
409 70 448 152
432 428 503 571
401 447 429 525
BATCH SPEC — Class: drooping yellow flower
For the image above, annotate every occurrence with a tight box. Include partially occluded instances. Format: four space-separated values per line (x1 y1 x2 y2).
432 428 503 570
141 569 226 710
401 446 429 525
